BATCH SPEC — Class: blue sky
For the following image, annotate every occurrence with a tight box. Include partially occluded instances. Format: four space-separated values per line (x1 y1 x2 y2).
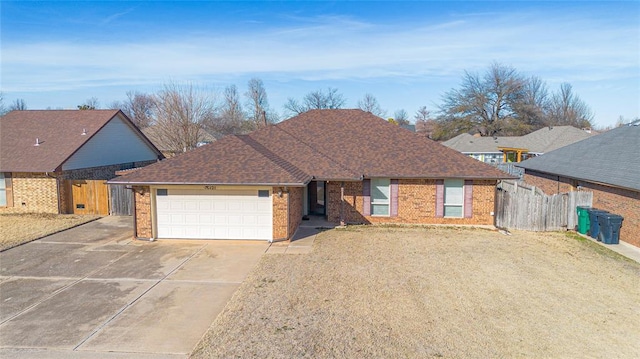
2 1 638 127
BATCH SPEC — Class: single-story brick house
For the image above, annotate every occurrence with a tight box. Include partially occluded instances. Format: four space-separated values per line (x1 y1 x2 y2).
516 121 639 247
0 110 163 214
109 109 514 241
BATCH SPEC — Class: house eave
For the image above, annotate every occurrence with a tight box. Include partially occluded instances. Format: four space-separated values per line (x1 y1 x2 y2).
106 180 309 187
520 168 640 193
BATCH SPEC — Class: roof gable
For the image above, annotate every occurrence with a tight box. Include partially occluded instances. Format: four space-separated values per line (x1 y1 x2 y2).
517 123 640 191
112 109 512 185
0 110 162 172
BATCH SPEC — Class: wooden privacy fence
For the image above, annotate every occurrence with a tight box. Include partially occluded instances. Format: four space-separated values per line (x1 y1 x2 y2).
492 163 524 180
496 180 593 231
109 184 133 216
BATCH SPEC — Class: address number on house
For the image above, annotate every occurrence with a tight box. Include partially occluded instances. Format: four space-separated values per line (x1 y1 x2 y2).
204 185 217 190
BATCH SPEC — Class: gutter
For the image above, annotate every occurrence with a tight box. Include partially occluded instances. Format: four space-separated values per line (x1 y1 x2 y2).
106 180 310 186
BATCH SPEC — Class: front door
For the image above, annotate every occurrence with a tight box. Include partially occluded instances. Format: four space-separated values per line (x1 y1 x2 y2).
308 181 325 215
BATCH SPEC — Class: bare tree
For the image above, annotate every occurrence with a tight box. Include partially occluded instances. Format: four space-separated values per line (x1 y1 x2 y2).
152 82 218 153
117 91 155 128
414 106 430 122
284 87 346 115
437 63 529 139
414 106 437 138
9 98 27 111
547 83 594 128
215 84 246 134
393 109 410 125
358 93 386 117
503 76 550 135
78 97 99 110
245 78 273 129
0 92 6 115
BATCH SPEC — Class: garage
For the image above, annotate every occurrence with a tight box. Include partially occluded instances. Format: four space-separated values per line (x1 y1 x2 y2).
155 188 272 240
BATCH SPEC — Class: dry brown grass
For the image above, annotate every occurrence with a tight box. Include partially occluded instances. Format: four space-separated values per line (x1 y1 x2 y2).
192 226 640 359
0 209 100 251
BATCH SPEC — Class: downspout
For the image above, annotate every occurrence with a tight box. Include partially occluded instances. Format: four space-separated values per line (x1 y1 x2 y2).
286 188 290 240
129 186 138 239
340 181 345 226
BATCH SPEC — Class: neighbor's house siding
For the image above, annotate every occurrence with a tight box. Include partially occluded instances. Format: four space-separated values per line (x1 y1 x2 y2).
524 170 640 247
134 186 152 239
62 115 158 171
327 179 496 226
11 172 60 213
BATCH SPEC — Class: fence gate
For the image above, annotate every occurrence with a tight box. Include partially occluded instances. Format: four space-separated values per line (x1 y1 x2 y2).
496 181 592 231
69 180 109 215
109 184 133 216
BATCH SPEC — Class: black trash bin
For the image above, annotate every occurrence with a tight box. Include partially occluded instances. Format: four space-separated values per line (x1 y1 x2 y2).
597 214 624 245
587 209 609 240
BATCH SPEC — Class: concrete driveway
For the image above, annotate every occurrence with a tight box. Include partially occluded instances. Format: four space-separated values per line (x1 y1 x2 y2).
0 216 269 358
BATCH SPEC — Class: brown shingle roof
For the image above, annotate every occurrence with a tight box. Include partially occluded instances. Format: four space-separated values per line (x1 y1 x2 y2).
111 109 512 185
1 110 119 172
0 110 161 173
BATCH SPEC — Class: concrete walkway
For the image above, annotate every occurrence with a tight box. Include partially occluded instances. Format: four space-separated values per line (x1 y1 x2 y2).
0 217 268 358
267 216 336 254
579 232 640 264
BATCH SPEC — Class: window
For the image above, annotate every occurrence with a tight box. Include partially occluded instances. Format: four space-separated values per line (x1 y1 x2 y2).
0 173 6 206
444 179 463 217
258 190 270 197
371 178 390 216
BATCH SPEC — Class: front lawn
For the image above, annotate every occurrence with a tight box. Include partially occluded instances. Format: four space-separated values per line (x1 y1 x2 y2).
192 226 640 358
0 210 100 251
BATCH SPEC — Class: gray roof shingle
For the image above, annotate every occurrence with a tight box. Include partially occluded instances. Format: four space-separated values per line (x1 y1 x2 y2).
516 122 640 191
443 126 595 154
111 109 514 185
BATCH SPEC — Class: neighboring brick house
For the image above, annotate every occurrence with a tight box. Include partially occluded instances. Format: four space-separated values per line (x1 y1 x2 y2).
110 109 513 241
444 126 595 164
516 121 640 247
0 110 163 214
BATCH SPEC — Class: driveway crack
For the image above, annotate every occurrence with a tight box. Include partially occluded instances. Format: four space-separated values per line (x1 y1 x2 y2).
72 244 208 351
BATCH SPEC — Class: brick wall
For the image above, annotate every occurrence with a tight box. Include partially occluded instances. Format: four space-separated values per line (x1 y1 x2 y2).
271 186 304 241
61 161 157 180
272 188 288 240
134 186 152 239
327 179 496 226
11 172 60 213
7 161 157 214
288 187 304 237
524 171 575 194
524 171 640 247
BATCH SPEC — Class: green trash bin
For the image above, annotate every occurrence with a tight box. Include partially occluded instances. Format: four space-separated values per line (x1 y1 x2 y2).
576 206 591 234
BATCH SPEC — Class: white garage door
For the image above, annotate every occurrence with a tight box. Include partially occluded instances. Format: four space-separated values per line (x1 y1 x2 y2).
155 188 272 240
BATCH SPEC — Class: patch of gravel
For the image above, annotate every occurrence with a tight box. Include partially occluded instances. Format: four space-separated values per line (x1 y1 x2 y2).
191 226 640 358
0 211 100 251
